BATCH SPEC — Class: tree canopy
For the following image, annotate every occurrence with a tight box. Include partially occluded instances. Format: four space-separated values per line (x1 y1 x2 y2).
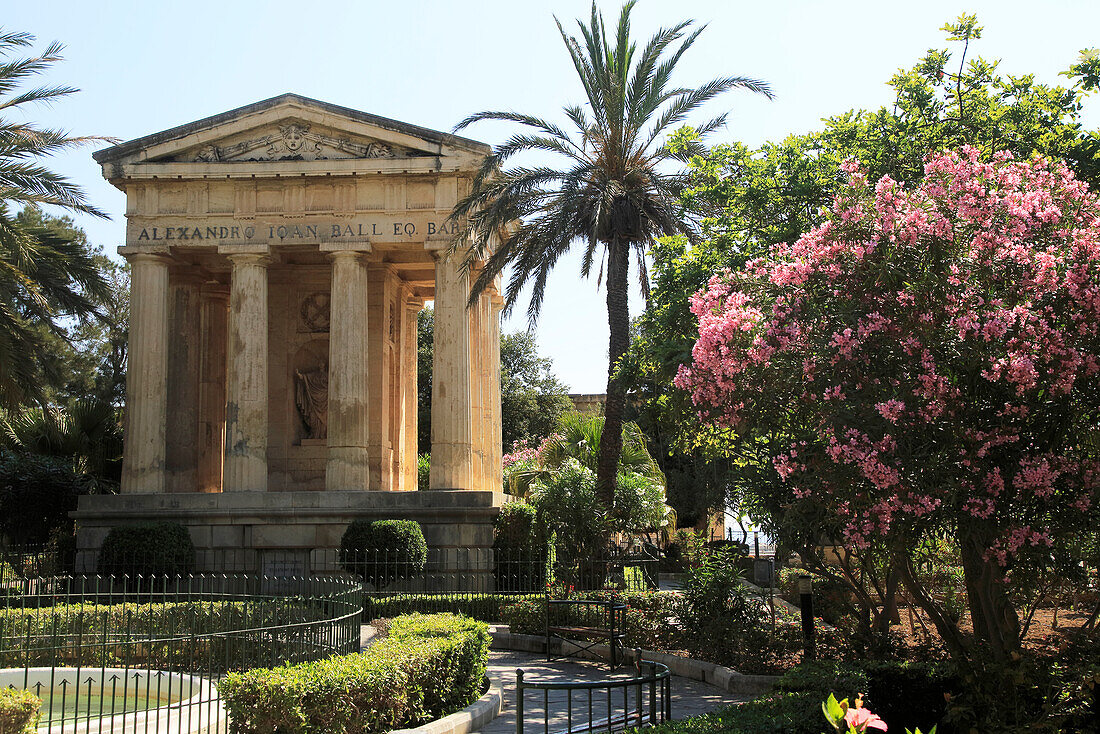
449 0 771 514
627 15 1100 526
0 31 111 408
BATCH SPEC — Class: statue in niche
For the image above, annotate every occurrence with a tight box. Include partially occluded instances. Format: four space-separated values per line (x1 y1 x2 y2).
294 361 329 440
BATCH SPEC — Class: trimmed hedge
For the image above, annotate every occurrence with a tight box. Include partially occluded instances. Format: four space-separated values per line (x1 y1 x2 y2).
0 688 40 734
339 519 427 589
365 592 541 623
0 600 324 669
502 589 681 650
97 522 195 576
219 613 491 734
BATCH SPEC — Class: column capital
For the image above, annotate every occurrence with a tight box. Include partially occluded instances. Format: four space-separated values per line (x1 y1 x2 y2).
320 242 372 254
325 249 369 265
219 243 271 259
118 246 173 265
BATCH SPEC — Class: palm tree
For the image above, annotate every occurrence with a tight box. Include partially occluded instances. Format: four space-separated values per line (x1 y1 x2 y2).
1 397 123 487
0 30 111 408
451 2 772 511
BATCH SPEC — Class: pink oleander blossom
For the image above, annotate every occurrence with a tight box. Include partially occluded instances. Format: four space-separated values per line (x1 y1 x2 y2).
676 147 1100 565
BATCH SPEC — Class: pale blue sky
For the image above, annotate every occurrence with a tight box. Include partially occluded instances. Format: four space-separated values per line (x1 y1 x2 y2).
7 1 1099 391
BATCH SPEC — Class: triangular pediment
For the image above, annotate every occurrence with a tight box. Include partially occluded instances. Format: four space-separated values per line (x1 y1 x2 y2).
162 117 418 163
94 93 489 174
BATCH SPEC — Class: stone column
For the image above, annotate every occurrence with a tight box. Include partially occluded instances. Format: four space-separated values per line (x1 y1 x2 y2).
402 299 420 490
468 289 485 488
325 249 371 490
489 294 504 491
223 250 270 492
197 286 229 493
120 251 171 494
429 251 474 490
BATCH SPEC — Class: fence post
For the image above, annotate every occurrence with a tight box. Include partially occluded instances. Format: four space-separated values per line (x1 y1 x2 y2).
798 573 816 661
516 669 525 734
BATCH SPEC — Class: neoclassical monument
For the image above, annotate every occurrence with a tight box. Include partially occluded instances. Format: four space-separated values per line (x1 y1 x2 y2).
74 94 507 565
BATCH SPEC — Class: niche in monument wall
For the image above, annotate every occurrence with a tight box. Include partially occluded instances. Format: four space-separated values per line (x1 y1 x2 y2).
292 339 329 444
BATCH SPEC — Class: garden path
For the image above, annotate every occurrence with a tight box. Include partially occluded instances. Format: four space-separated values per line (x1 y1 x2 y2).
359 625 748 733
475 650 748 734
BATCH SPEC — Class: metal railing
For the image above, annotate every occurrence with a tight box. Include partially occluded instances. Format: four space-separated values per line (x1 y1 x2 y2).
0 566 361 734
515 653 672 734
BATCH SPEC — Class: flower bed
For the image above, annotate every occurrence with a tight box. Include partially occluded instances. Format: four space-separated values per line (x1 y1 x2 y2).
219 613 491 734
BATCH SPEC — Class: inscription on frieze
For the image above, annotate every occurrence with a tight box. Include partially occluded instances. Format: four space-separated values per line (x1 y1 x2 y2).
134 218 459 242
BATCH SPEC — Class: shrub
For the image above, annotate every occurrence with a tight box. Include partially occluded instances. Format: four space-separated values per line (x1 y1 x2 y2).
492 502 546 591
0 599 326 669
860 660 957 733
96 522 195 576
0 451 95 545
502 588 681 651
365 592 542 623
219 613 490 734
339 520 427 589
639 691 825 734
0 688 40 734
659 529 701 573
417 454 430 490
777 567 851 625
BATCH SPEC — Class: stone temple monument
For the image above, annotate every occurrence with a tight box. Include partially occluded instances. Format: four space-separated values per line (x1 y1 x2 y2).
73 94 507 570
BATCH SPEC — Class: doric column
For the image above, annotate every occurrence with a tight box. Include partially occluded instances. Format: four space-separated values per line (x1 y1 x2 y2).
324 248 371 490
429 251 474 490
468 289 485 488
402 299 421 490
223 250 270 491
489 293 504 491
120 251 171 494
197 286 229 493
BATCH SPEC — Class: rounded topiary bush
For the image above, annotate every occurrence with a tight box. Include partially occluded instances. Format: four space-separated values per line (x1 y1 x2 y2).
339 519 427 589
97 522 196 576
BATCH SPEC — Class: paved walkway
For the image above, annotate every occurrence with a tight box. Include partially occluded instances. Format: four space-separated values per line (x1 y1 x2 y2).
360 625 749 733
476 649 748 734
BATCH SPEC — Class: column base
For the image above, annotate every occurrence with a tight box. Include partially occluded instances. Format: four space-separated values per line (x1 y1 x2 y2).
326 446 370 490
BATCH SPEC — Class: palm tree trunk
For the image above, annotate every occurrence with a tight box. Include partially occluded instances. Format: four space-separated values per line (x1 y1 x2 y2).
596 239 630 517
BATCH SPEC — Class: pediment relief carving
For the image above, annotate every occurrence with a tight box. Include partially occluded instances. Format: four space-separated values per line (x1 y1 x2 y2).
172 120 420 163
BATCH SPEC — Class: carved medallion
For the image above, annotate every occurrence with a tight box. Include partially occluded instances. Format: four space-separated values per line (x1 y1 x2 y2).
187 120 400 162
299 291 331 333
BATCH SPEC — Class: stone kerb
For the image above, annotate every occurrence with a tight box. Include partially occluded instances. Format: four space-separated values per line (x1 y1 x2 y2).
487 625 778 696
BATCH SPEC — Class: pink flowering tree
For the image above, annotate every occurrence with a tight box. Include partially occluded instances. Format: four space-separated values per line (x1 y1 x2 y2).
675 147 1100 664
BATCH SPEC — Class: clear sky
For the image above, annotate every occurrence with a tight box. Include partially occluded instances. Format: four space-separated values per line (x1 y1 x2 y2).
7 0 1100 392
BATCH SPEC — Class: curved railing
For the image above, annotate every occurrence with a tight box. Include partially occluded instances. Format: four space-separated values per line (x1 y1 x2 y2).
0 571 362 734
515 654 672 734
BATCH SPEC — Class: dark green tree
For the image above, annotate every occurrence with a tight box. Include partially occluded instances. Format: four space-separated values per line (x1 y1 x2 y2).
0 31 111 408
14 206 128 408
450 1 771 513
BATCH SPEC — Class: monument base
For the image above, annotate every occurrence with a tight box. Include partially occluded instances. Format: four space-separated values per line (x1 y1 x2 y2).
72 490 507 579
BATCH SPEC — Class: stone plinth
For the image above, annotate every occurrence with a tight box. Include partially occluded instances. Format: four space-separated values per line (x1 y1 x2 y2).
75 490 503 552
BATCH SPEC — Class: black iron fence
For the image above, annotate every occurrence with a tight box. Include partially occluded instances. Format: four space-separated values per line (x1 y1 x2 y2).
3 542 658 622
515 653 672 734
0 562 361 734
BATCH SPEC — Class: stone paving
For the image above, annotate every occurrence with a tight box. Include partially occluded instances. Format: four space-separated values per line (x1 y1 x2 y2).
475 649 749 734
361 624 750 733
